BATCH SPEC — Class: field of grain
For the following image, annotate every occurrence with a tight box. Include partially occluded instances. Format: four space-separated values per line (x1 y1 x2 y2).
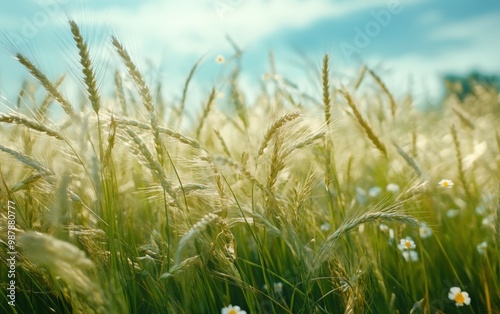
1 21 499 314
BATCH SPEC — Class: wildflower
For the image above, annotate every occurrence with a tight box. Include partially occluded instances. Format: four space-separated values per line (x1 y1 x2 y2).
419 223 432 239
402 250 419 262
482 215 494 227
386 183 400 192
448 287 471 307
477 241 487 255
221 304 247 314
355 187 367 204
368 186 382 197
438 179 454 188
264 282 284 294
273 282 283 294
388 228 395 242
475 204 486 215
379 224 389 232
215 55 225 64
446 209 460 218
398 237 416 251
320 222 331 232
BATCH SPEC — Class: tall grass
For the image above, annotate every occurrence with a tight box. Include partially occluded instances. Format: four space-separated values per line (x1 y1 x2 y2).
1 21 499 314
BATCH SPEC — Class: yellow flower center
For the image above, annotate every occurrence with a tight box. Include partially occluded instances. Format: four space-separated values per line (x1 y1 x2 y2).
455 292 465 304
405 241 411 249
442 181 449 187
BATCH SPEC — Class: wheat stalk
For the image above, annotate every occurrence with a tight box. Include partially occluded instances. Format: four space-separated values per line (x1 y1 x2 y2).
341 90 388 157
125 127 178 207
353 65 367 90
18 231 106 313
322 54 332 128
111 37 166 163
266 131 285 195
393 142 423 177
282 131 325 157
451 125 470 197
315 211 418 269
38 74 66 120
16 53 76 118
114 71 128 115
0 144 54 177
112 36 153 113
173 213 220 264
69 20 100 115
258 111 300 158
115 116 201 150
11 173 43 192
178 57 202 117
0 113 63 140
213 155 272 199
195 87 216 139
214 129 232 157
368 67 396 118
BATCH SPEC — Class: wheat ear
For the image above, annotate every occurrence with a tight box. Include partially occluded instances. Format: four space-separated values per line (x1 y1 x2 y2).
179 57 202 117
266 131 285 195
173 213 220 264
214 129 231 157
258 111 300 157
16 53 76 118
0 113 63 140
111 36 153 113
125 127 178 207
353 65 367 90
69 20 100 114
111 37 165 163
114 71 128 115
393 142 423 177
196 87 216 139
38 74 65 120
450 125 470 197
342 90 388 157
0 144 54 176
322 54 332 128
116 117 201 150
316 211 418 269
368 68 396 118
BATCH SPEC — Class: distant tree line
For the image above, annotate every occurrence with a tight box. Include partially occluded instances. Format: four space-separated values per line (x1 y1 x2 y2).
443 71 500 101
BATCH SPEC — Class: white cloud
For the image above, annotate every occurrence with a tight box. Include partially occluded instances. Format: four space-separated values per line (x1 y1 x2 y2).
68 0 404 56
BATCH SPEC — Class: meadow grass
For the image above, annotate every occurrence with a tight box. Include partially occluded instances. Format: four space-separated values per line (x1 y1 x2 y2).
1 21 499 314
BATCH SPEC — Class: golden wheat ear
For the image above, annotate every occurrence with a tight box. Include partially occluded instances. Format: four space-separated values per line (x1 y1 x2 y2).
341 89 388 157
69 20 101 115
322 54 332 128
16 53 77 118
111 36 154 113
368 67 396 118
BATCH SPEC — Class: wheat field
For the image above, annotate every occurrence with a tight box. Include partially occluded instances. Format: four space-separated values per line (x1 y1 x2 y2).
1 20 499 314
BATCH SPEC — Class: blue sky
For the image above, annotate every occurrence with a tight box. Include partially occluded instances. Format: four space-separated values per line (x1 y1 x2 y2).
1 0 499 111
